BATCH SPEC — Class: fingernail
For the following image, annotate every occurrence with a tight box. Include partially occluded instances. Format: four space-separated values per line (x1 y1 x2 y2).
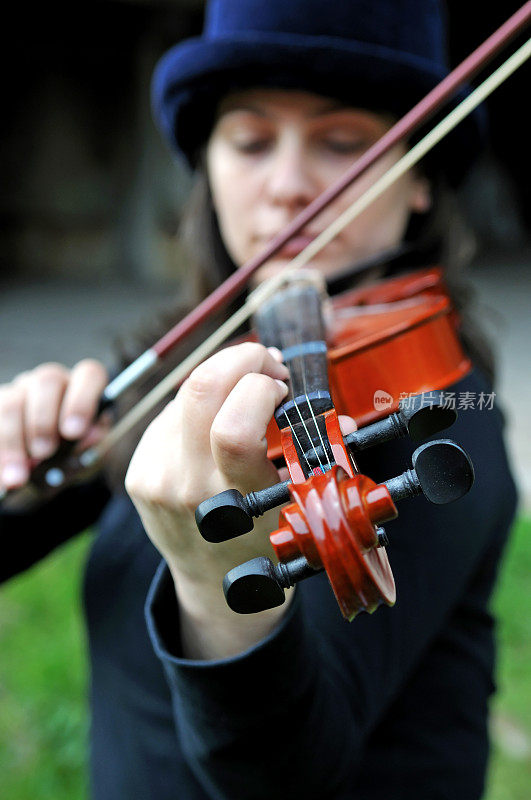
2 463 28 487
275 379 289 396
30 437 55 459
61 416 86 439
267 347 284 363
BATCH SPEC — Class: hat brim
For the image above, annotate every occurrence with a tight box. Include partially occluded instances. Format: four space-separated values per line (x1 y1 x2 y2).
152 31 486 184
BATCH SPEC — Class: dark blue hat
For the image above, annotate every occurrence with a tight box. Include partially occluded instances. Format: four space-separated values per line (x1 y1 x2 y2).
152 0 485 183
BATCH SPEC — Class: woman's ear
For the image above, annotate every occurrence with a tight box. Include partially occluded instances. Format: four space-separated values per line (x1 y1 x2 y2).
410 176 432 214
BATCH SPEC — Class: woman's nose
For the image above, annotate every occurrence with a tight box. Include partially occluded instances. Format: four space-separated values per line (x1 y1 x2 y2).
266 135 319 209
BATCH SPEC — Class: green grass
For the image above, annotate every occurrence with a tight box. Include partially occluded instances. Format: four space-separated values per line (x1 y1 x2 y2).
486 515 531 800
0 520 530 799
0 533 92 800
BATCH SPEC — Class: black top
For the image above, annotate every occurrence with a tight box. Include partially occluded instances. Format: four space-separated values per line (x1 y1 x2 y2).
0 369 518 800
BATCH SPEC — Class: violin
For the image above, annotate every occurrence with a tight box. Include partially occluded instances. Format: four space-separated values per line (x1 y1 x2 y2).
195 267 474 620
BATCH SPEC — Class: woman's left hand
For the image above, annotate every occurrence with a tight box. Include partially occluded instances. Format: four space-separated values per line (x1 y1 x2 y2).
125 342 293 658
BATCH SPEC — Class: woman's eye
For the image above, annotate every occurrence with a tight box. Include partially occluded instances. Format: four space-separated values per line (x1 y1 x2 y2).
231 138 271 154
324 138 367 154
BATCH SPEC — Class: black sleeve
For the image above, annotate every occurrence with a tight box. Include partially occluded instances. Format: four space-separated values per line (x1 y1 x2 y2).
143 371 518 800
0 477 111 584
352 515 507 799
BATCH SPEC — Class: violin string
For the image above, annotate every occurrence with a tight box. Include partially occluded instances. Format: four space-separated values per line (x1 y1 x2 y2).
290 366 326 474
295 307 331 472
286 311 328 473
301 388 333 472
278 324 316 474
82 37 531 465
283 404 315 474
292 397 326 473
307 402 332 471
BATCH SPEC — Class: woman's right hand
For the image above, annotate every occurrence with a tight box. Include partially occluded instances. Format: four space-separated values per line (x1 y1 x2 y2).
0 359 109 492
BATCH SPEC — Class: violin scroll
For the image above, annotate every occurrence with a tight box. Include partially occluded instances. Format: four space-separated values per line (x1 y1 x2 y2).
220 439 474 616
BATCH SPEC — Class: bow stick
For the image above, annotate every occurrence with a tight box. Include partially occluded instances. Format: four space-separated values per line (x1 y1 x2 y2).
99 1 531 409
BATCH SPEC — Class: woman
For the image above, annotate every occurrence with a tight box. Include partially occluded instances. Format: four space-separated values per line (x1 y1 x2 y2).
0 1 518 798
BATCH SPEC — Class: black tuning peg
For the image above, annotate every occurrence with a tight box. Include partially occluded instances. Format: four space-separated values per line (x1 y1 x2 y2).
196 481 291 543
223 555 322 614
346 392 457 450
384 439 474 505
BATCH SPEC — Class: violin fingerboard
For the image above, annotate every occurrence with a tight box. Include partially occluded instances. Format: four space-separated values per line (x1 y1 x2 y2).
255 282 330 400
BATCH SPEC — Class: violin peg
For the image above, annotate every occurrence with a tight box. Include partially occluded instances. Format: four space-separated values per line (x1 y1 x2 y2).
398 394 457 441
195 489 254 542
196 481 291 543
343 391 457 454
223 555 323 614
384 439 474 506
223 557 286 613
412 439 475 504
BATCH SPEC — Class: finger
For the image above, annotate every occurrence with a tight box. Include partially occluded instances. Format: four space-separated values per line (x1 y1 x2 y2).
25 363 70 459
267 346 285 364
178 342 289 459
0 383 30 488
277 466 290 482
58 359 108 440
75 411 114 452
210 373 288 490
338 414 357 435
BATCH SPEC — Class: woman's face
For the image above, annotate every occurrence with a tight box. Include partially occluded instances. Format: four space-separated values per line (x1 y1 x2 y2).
206 89 431 283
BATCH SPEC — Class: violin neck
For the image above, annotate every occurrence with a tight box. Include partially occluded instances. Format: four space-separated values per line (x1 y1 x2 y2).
254 280 334 428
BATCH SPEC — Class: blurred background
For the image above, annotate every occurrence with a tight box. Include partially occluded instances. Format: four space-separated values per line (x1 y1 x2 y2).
0 1 530 798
